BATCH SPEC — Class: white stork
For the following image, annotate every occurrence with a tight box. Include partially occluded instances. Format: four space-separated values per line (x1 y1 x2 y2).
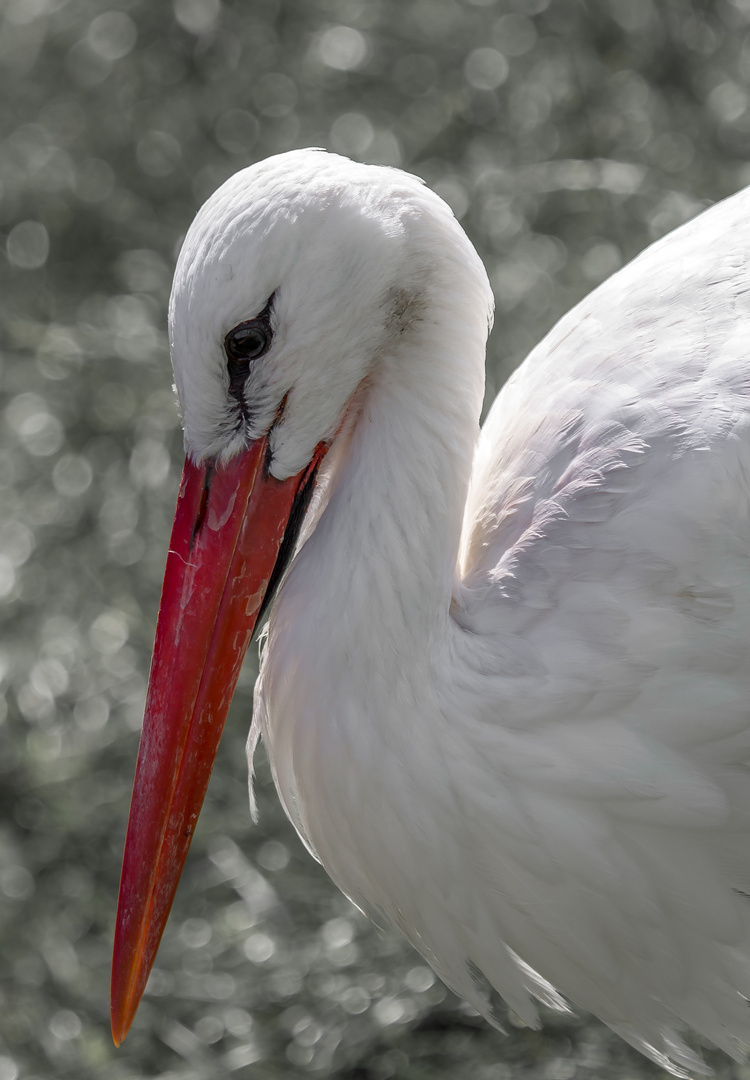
111 149 750 1076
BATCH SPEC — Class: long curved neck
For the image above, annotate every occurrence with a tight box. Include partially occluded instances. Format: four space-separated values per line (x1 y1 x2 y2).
290 261 490 651
314 355 481 638
254 217 492 876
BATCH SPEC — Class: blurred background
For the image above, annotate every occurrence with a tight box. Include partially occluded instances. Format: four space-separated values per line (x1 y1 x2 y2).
1 0 750 1077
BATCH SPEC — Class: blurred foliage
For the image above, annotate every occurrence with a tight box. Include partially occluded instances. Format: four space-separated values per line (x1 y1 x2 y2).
2 0 750 1077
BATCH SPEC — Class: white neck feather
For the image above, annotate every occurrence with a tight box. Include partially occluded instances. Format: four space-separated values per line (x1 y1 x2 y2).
251 227 491 906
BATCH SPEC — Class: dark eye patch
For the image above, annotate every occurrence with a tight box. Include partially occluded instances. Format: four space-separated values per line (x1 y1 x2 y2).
224 294 275 416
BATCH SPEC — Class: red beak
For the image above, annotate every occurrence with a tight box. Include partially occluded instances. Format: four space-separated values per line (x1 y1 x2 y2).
111 435 327 1046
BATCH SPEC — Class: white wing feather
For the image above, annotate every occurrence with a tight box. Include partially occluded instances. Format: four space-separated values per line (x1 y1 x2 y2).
451 190 750 1073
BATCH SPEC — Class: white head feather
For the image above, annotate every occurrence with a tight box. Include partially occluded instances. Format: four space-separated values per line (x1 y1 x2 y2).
168 148 493 478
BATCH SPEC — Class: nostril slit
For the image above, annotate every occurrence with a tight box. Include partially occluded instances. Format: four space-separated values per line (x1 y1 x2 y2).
190 464 214 550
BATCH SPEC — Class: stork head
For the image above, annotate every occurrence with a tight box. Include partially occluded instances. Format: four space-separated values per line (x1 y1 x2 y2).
169 147 466 473
111 149 483 1046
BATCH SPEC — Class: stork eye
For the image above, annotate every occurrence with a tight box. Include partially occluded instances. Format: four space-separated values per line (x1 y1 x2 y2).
225 323 270 364
224 297 275 409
